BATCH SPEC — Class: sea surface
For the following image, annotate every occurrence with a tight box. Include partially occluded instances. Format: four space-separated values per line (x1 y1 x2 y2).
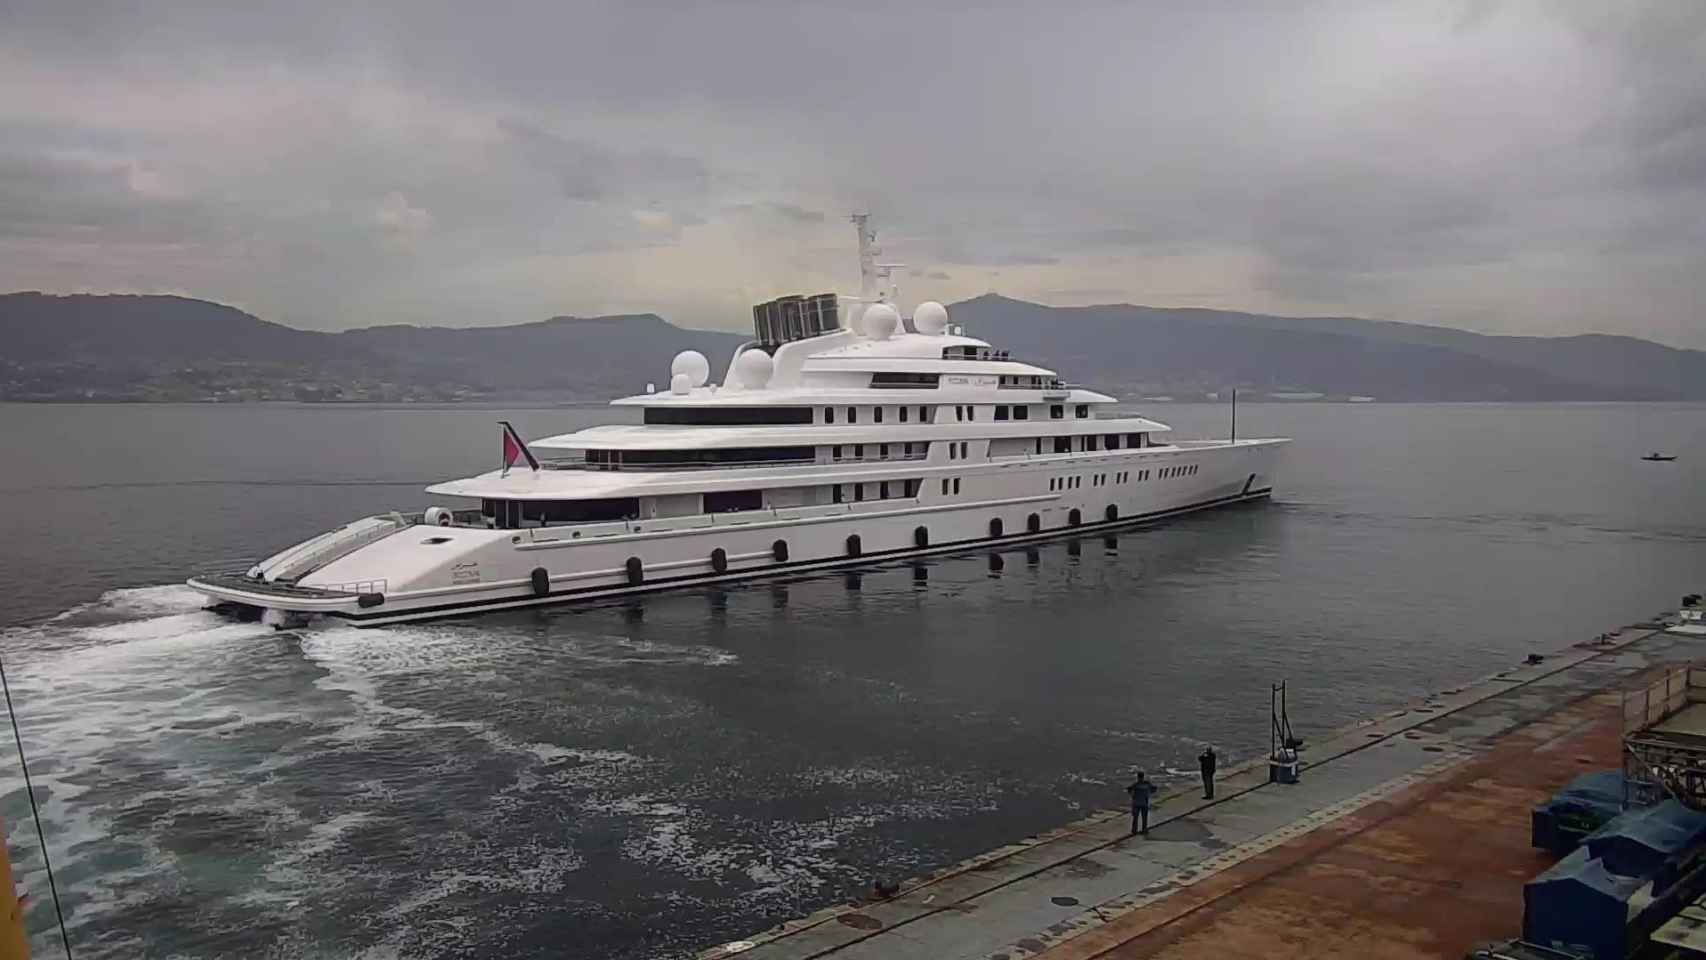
0 401 1702 959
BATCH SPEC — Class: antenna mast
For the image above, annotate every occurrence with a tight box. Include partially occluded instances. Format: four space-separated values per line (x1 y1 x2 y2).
850 213 903 306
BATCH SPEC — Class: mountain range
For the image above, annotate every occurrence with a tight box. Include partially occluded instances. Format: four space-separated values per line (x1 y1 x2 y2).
1 291 1699 402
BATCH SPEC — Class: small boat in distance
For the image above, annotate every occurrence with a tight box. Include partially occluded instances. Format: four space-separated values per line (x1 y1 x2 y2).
1642 453 1678 462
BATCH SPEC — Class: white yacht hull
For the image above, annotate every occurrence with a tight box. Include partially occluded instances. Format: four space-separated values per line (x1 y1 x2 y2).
189 439 1283 627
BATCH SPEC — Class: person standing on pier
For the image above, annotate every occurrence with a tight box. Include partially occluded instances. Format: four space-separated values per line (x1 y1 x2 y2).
1126 772 1157 836
1199 746 1218 799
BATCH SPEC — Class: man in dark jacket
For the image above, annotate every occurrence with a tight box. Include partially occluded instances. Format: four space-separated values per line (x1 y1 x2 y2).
1199 746 1218 799
1126 772 1157 836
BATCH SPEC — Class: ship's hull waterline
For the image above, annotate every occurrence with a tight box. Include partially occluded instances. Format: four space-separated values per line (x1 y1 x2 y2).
191 440 1281 627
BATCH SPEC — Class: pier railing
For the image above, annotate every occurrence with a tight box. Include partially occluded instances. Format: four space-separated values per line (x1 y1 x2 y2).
1621 663 1706 809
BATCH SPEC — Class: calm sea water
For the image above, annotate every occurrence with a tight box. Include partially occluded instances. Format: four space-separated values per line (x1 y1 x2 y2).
0 401 1702 958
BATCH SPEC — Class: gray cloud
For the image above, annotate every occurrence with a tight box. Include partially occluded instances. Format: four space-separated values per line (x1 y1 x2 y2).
0 0 1703 347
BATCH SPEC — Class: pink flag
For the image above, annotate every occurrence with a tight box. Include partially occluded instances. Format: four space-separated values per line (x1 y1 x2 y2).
500 421 539 475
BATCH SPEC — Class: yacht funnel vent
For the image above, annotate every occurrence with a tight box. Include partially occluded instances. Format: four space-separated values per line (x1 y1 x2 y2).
752 292 840 347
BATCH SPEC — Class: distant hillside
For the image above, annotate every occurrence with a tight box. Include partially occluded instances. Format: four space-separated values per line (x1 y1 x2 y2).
947 295 1705 401
0 293 742 402
1 290 1698 402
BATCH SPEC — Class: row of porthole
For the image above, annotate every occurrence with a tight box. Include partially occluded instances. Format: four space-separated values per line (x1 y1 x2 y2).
1051 465 1192 492
538 505 1131 594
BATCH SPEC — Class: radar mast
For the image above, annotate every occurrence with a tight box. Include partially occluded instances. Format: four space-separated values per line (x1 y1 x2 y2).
850 213 903 306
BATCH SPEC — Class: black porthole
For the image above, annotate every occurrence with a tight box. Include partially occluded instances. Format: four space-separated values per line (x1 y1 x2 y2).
1105 504 1118 522
1027 513 1041 533
914 526 929 548
710 547 728 573
846 534 862 558
530 567 550 596
772 539 789 562
1068 508 1082 527
625 556 643 585
989 518 1004 538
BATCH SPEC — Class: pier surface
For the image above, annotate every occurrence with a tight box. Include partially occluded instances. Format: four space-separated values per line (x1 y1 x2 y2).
702 620 1700 960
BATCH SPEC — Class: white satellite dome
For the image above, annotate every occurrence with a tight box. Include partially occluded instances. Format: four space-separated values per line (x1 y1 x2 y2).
844 302 868 337
733 349 774 389
862 303 900 340
912 301 949 335
670 350 710 387
669 372 692 395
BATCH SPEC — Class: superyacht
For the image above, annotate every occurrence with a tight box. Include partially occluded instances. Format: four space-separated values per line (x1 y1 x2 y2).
189 216 1288 626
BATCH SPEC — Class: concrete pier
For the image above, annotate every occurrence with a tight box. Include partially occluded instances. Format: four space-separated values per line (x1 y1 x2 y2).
700 617 1703 960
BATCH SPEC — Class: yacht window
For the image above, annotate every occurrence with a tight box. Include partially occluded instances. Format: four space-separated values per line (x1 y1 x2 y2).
1050 405 1064 419
854 444 865 459
941 479 950 495
900 406 909 423
1014 406 1029 420
879 443 889 460
832 445 843 461
1127 433 1144 448
959 442 969 458
825 407 835 424
606 446 814 467
905 479 921 497
875 406 884 423
854 483 866 502
643 406 812 425
870 372 941 388
704 490 763 513
953 478 961 494
509 497 639 527
1054 437 1070 453
848 407 857 424
833 484 844 503
1085 436 1099 452
967 406 976 421
919 405 930 422
1075 405 1089 418
995 405 1010 421
1035 438 1043 454
955 405 964 422
880 481 891 499
1105 434 1120 449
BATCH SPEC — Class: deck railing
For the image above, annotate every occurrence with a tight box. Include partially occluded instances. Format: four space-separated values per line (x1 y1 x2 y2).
546 452 930 472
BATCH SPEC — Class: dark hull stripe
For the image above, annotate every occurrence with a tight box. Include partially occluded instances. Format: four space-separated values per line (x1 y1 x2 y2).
277 488 1272 627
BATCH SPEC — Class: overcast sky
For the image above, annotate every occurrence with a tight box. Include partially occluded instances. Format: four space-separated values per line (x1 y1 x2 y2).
2 1 1703 347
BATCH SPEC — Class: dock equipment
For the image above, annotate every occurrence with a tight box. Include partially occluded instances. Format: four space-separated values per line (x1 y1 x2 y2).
1581 800 1706 882
1622 664 1706 809
1650 887 1706 955
1466 939 1591 960
1524 848 1647 960
1532 771 1625 855
1524 802 1706 960
1269 681 1304 783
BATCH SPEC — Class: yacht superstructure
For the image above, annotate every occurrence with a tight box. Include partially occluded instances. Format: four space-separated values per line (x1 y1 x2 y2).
189 218 1288 626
